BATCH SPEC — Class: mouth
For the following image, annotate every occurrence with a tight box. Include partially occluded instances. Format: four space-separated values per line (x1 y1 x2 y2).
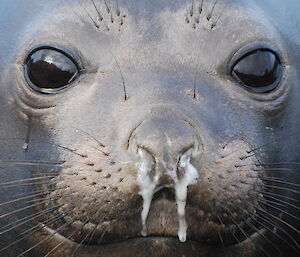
38 224 266 257
42 183 265 256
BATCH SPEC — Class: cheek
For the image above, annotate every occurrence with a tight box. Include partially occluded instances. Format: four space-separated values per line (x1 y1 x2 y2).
185 140 263 235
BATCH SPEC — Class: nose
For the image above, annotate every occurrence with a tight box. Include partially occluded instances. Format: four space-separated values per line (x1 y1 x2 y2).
128 119 203 241
129 119 203 177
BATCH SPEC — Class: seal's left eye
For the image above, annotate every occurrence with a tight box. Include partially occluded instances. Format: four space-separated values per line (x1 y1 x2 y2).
231 49 283 93
25 48 79 93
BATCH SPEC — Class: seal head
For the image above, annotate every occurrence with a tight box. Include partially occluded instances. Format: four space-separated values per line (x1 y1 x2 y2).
0 0 299 256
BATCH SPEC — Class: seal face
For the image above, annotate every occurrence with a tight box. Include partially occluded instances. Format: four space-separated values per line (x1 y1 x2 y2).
0 0 299 257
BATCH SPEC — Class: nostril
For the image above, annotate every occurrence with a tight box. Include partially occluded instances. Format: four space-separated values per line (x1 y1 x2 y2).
137 147 156 181
178 144 196 157
137 147 155 163
128 119 203 163
177 148 199 180
137 146 156 161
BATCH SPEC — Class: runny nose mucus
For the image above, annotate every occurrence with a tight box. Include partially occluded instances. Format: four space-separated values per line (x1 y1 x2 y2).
128 119 203 242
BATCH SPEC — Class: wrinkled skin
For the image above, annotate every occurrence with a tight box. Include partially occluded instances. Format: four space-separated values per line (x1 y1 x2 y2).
0 0 299 256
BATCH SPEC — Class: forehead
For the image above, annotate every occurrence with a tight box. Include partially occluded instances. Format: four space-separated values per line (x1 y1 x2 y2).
1 0 299 74
2 0 299 40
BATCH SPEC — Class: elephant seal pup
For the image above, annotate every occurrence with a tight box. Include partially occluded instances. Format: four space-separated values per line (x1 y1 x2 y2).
0 0 299 256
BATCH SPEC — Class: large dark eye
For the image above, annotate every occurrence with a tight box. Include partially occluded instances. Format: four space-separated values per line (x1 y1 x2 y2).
24 48 80 93
231 49 283 93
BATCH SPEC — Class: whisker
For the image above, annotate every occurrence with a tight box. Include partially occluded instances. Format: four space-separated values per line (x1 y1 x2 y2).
226 207 271 257
244 220 282 255
0 204 63 235
44 209 102 256
23 195 66 205
262 184 300 194
242 182 300 194
0 195 65 219
251 214 300 255
246 134 296 154
16 217 76 257
236 163 300 169
80 0 100 28
189 0 194 17
256 213 300 251
215 216 226 248
0 176 57 187
1 180 58 189
1 171 80 188
254 190 300 204
11 185 68 199
260 246 271 257
43 238 68 257
110 51 128 101
259 162 300 166
210 4 226 29
75 128 105 147
91 0 103 20
43 217 91 257
261 177 300 188
217 231 225 248
0 210 69 254
254 205 300 234
12 188 54 198
86 222 99 245
258 191 300 210
193 64 198 99
0 159 66 167
207 0 218 21
19 209 73 237
71 220 95 256
226 208 249 239
262 167 297 172
0 189 55 207
56 144 87 158
261 197 291 210
91 145 110 156
239 152 256 160
257 199 300 222
231 217 248 240
199 0 204 14
97 226 109 245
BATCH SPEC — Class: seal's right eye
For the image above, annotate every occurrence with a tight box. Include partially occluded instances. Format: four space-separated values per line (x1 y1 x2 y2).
24 48 80 93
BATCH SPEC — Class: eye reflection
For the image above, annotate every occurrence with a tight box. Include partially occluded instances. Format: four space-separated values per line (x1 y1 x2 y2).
25 48 79 93
231 49 283 93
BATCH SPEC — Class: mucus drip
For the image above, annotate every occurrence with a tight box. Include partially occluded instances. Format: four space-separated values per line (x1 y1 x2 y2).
175 151 199 242
137 148 199 242
137 148 156 236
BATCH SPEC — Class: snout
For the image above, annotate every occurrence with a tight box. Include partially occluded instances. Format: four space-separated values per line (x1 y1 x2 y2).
128 118 203 241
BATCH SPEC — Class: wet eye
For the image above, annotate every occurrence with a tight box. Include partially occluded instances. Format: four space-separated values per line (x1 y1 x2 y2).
231 49 283 93
24 48 80 93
